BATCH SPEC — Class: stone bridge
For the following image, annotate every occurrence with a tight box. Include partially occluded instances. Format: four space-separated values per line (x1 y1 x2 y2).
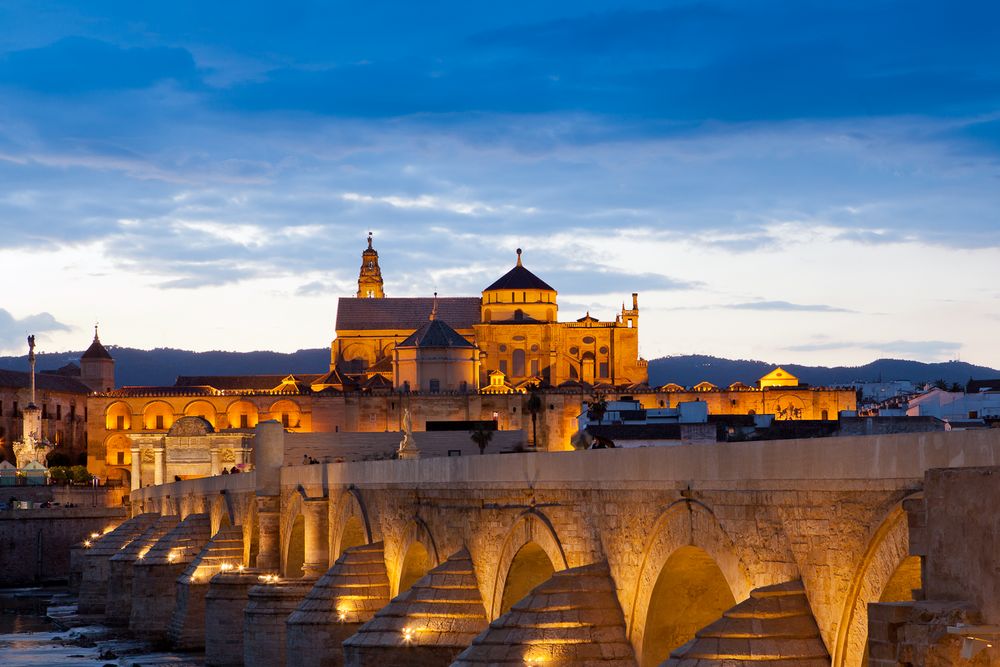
78 425 1000 666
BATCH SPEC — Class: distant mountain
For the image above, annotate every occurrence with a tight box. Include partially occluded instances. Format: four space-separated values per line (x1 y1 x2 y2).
1 347 996 390
0 347 331 387
648 355 1000 388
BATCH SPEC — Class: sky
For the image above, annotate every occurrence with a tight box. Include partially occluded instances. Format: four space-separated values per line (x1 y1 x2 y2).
0 1 999 367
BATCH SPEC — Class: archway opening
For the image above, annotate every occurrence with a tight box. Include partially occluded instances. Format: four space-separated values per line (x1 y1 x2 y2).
499 542 555 616
880 556 921 603
246 509 260 568
284 514 305 578
339 515 366 557
641 545 736 667
398 541 431 595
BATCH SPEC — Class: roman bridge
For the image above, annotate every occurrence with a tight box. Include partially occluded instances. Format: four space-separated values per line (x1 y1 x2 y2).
78 425 1000 667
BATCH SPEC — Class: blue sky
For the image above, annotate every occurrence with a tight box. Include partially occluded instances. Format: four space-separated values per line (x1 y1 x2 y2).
1 1 999 367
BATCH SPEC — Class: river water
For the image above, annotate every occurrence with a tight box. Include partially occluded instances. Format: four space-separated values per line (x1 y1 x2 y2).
0 588 204 666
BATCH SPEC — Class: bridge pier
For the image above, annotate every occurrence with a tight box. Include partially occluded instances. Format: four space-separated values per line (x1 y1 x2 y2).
453 562 635 666
286 542 391 667
244 577 318 667
343 547 489 666
129 513 212 643
77 512 159 615
302 497 330 578
204 568 261 667
106 514 179 626
168 524 245 650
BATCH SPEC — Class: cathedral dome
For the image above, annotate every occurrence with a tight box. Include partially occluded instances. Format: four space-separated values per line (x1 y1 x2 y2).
483 249 554 292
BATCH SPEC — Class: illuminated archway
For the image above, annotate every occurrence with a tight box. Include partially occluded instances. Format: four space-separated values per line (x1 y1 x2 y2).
142 400 175 431
398 540 431 595
498 542 555 615
627 501 752 666
284 514 306 578
833 498 917 667
105 401 132 431
392 518 439 597
489 509 569 619
269 399 302 429
183 400 218 428
330 488 373 561
225 399 258 430
640 546 736 666
104 434 132 466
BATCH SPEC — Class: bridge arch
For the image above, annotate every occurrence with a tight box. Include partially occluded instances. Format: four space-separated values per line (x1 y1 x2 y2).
833 496 920 667
281 492 306 578
489 508 569 620
627 500 752 667
330 488 372 560
392 517 440 597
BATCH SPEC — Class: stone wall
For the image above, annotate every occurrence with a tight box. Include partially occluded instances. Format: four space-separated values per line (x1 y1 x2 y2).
0 506 125 586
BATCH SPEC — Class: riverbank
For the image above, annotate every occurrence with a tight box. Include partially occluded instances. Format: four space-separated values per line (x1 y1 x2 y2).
0 587 204 666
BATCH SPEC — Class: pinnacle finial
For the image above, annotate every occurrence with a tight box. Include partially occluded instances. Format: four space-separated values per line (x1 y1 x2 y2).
516 248 523 267
94 323 100 341
430 292 438 320
367 231 373 250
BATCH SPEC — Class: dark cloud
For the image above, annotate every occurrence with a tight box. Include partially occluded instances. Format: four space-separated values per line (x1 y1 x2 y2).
0 309 70 348
727 301 854 313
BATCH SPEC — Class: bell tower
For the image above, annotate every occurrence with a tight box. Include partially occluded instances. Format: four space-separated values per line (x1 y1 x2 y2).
357 232 385 299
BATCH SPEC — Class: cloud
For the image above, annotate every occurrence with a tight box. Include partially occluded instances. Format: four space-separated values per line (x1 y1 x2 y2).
786 339 962 359
0 309 71 349
727 300 854 313
340 192 536 217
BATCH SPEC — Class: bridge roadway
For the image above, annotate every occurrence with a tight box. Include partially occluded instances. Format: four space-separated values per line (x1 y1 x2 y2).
81 425 1000 667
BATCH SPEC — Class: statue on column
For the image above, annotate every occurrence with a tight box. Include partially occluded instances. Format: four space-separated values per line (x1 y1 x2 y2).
13 335 54 469
397 408 420 459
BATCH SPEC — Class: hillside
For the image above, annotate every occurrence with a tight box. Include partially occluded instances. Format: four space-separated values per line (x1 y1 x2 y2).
1 348 996 389
647 355 1000 388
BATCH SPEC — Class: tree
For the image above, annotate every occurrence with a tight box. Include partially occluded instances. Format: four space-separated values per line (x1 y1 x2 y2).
470 427 494 455
587 394 608 424
526 385 543 449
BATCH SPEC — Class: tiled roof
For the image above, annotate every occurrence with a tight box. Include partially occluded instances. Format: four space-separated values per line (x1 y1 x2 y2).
0 368 91 394
335 297 481 331
398 319 475 348
483 264 555 292
81 333 113 360
174 374 322 390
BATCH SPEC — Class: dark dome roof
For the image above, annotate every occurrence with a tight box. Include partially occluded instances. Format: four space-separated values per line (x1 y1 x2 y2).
81 330 113 360
398 318 474 349
483 249 554 292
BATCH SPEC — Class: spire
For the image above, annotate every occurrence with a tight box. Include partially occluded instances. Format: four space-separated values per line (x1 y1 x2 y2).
430 292 438 321
516 248 523 267
357 233 385 298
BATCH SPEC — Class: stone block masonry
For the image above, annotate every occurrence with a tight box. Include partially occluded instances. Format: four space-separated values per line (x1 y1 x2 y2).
0 505 125 586
244 577 318 667
286 542 391 667
205 569 261 667
129 513 211 642
105 514 179 626
77 512 159 614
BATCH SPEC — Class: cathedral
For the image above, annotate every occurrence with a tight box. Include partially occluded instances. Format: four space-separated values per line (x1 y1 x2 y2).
331 234 648 393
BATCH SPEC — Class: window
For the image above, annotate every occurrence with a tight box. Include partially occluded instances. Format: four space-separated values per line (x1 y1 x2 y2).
821 410 829 420
522 291 526 302
42 405 48 419
970 411 979 419
282 413 290 428
13 401 18 415
499 360 508 375
116 415 125 430
0 401 3 417
512 349 526 377
117 452 125 465
240 414 249 428
531 359 540 376
429 379 441 393
56 405 62 420
459 381 468 392
70 405 75 420
599 362 609 378
155 415 164 430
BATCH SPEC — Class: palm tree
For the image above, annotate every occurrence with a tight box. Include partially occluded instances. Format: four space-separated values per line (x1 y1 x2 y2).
526 385 543 449
470 427 494 455
587 394 608 424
